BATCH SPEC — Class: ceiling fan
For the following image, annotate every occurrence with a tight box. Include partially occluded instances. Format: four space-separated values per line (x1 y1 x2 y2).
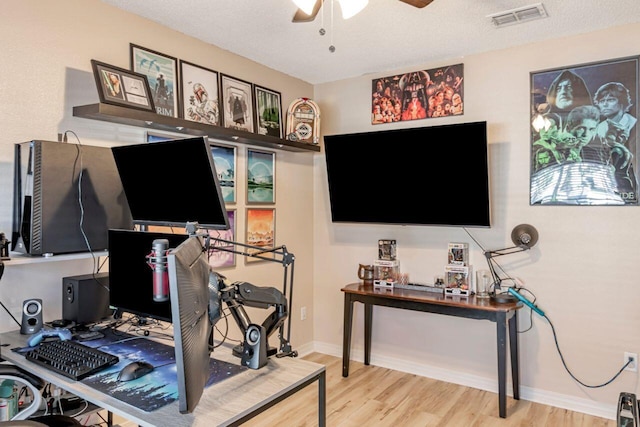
292 0 434 23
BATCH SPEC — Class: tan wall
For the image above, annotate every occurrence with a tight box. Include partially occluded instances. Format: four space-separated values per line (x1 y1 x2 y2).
313 23 640 418
0 0 315 351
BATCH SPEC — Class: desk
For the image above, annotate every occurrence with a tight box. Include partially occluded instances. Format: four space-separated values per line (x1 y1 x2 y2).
0 330 325 426
341 283 521 419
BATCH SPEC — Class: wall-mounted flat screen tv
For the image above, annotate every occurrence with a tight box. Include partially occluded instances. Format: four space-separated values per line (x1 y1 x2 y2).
323 121 491 227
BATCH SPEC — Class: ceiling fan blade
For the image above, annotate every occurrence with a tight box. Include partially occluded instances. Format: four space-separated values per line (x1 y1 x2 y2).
399 0 434 8
292 0 324 23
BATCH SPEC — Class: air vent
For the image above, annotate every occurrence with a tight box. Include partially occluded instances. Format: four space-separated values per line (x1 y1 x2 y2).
487 3 548 28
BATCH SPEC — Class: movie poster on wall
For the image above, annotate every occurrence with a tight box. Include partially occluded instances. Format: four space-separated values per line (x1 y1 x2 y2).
371 63 464 124
530 56 639 206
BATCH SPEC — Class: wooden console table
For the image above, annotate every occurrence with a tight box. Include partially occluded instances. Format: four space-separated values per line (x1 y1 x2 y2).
341 282 522 419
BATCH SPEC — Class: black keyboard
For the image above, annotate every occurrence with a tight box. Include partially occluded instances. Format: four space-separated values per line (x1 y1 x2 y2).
24 340 119 381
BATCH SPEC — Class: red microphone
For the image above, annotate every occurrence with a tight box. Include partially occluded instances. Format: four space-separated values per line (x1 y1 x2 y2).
146 239 170 302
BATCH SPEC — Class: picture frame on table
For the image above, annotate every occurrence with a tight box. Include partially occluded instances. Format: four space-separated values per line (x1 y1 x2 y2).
254 85 284 138
221 73 254 133
246 149 275 204
245 208 275 264
208 209 236 268
179 60 221 125
130 44 179 117
90 59 155 112
210 143 237 204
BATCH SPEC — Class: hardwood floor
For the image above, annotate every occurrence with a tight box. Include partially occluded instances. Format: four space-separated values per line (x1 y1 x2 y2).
243 353 617 427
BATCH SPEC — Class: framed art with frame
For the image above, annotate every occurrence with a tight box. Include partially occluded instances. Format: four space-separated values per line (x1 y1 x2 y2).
179 60 221 125
208 209 236 269
90 59 155 112
247 149 275 204
221 73 254 133
245 208 275 264
130 44 179 117
210 143 237 204
530 55 639 206
254 85 283 138
145 131 184 143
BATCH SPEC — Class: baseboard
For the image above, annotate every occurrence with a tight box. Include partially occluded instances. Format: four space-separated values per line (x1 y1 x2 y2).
311 340 617 421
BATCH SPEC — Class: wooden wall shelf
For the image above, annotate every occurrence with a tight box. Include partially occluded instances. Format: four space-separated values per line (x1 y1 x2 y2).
73 103 320 153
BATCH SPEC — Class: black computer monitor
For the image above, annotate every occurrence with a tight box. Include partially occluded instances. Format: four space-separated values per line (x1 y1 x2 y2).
167 234 216 414
108 229 189 322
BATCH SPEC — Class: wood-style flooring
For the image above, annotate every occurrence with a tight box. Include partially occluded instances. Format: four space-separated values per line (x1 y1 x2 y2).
242 353 616 427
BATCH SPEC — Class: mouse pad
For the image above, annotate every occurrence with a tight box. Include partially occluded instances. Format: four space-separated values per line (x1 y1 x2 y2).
16 328 248 412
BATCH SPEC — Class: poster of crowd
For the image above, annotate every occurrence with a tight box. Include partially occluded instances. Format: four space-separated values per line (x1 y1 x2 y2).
371 63 464 125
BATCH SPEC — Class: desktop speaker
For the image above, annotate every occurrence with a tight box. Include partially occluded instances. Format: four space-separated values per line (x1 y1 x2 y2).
62 272 111 325
241 324 268 370
20 299 43 335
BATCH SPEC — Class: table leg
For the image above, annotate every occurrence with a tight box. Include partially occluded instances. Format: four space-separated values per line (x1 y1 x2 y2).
342 294 353 377
364 303 372 366
496 311 507 418
509 310 520 400
318 369 326 427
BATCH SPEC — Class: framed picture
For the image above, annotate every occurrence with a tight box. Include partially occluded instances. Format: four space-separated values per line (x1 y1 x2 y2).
208 209 236 268
130 44 179 117
254 85 283 138
211 143 237 204
145 131 184 143
221 74 254 133
90 59 155 112
179 60 221 125
247 149 275 204
245 208 275 264
530 56 639 206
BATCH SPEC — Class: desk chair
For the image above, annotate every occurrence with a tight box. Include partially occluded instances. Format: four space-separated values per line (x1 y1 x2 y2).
0 365 80 427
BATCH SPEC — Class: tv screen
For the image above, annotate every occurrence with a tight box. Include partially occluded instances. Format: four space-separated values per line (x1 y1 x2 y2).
324 121 491 227
111 137 230 230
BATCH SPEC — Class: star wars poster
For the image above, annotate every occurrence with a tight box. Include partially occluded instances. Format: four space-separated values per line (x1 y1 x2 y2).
371 63 464 124
530 56 639 205
131 44 179 118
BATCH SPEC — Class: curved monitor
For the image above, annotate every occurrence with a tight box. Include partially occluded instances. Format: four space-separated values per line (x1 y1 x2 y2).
167 234 213 414
111 136 230 230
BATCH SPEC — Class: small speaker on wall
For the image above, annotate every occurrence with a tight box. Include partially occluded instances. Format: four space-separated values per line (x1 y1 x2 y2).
20 298 43 335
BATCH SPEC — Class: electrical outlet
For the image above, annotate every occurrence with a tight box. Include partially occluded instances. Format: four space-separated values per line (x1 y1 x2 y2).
301 306 307 321
624 352 638 372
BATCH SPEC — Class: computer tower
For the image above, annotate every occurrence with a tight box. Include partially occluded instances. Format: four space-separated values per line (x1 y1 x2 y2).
12 140 133 256
62 272 112 325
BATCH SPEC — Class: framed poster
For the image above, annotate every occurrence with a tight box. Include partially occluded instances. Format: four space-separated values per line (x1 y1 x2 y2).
247 149 275 204
130 44 179 117
145 131 184 143
245 208 275 264
371 63 464 124
530 56 639 206
221 74 254 133
90 60 155 112
208 209 236 268
211 143 237 204
179 60 220 125
254 85 283 138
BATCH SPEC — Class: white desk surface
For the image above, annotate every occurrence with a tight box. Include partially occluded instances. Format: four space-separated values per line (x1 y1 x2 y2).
0 330 325 427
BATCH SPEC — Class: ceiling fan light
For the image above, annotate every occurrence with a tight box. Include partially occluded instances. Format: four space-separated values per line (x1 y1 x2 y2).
338 0 369 19
293 0 317 15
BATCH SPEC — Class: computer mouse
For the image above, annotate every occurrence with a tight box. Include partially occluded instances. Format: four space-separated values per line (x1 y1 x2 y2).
117 361 154 382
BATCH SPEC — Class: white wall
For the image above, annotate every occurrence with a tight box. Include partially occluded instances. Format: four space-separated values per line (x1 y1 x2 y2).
0 1 315 351
313 24 640 419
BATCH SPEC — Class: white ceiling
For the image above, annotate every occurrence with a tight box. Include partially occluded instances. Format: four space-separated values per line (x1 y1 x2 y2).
100 0 640 85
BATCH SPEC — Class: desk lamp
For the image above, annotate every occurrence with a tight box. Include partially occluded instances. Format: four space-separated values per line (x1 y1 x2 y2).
484 224 539 303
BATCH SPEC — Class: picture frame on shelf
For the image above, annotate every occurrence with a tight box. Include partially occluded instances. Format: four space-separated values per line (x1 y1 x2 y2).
179 60 221 126
208 209 236 268
130 44 179 118
145 130 184 143
210 143 237 204
246 149 275 204
90 59 155 112
254 85 283 138
245 207 275 264
221 73 254 133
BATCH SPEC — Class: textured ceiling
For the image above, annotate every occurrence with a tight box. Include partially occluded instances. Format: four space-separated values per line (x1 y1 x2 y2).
100 0 640 85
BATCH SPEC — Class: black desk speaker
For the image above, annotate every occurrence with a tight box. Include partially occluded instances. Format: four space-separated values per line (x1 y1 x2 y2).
20 299 43 335
62 273 111 325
